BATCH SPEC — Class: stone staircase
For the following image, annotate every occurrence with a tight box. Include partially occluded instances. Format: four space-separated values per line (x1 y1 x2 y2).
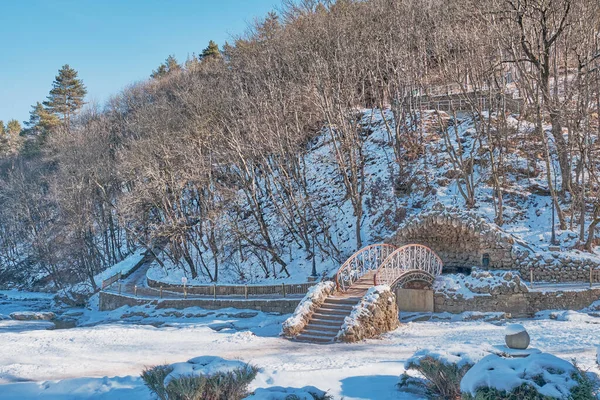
294 272 375 344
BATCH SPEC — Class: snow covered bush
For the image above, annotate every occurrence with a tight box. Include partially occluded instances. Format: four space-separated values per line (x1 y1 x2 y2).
460 353 594 400
141 364 172 400
281 281 335 337
336 285 398 342
141 356 258 400
400 347 487 399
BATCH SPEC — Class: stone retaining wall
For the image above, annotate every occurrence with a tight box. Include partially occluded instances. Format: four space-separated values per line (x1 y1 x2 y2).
434 288 600 317
337 286 399 342
99 291 300 314
146 277 315 296
282 282 335 337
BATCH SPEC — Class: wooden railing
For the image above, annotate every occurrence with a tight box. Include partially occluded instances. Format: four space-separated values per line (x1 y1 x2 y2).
335 244 397 292
101 272 121 290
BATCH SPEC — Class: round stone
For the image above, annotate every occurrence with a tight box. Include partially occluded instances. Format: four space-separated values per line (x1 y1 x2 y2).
505 324 530 350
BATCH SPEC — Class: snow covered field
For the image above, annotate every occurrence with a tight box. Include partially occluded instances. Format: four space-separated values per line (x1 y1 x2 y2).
0 295 598 399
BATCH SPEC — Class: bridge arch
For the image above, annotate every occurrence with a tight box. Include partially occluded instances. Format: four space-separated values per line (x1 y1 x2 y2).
335 244 396 292
373 244 443 289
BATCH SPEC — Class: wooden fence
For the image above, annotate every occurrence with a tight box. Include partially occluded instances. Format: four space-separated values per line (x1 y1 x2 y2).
415 93 523 114
101 272 121 290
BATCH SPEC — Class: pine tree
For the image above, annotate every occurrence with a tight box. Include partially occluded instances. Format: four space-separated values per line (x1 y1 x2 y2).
6 120 21 136
1 119 23 156
25 102 60 136
151 55 182 79
43 64 87 129
0 121 5 137
200 40 221 61
259 12 280 40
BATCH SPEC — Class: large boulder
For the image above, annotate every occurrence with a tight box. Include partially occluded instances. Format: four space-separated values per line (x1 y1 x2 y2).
10 311 55 321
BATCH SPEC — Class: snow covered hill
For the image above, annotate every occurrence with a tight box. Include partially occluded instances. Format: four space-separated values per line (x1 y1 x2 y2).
148 108 600 286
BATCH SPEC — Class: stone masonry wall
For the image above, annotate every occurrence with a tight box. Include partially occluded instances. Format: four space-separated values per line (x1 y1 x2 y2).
390 203 600 282
434 288 600 317
389 204 518 269
337 286 399 342
99 291 300 314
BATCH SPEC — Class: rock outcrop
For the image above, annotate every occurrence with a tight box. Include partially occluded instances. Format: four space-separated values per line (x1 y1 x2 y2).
10 311 55 321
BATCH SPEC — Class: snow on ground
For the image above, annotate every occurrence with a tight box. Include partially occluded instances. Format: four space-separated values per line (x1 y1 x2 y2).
0 296 598 399
0 290 55 319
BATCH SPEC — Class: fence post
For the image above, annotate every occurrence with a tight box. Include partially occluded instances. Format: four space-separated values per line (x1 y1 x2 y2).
134 285 137 297
244 285 248 300
590 267 593 288
160 286 163 299
118 281 121 294
213 284 217 300
282 283 286 298
529 268 534 288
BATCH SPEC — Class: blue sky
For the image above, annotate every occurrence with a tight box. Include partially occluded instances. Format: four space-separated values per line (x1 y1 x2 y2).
0 0 280 124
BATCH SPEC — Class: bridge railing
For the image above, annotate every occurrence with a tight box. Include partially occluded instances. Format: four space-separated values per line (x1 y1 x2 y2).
374 244 443 287
335 244 396 292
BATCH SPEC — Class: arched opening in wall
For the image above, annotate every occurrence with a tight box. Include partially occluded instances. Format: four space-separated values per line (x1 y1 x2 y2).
394 270 434 312
446 266 472 275
392 220 494 272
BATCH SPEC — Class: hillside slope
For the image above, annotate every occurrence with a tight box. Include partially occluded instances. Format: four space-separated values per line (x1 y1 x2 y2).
148 108 600 285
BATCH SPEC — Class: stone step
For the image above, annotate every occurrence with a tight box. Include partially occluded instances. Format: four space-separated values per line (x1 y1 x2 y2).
309 318 345 327
304 321 341 330
313 308 351 316
311 312 347 321
295 334 335 344
319 303 354 312
303 325 340 335
294 335 333 344
350 283 372 288
324 297 360 305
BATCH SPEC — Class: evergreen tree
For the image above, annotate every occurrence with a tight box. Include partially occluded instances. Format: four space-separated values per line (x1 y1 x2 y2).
259 12 280 40
200 40 221 61
151 55 181 79
43 64 87 129
0 121 5 137
24 102 60 135
6 120 21 136
1 119 23 156
184 52 200 70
